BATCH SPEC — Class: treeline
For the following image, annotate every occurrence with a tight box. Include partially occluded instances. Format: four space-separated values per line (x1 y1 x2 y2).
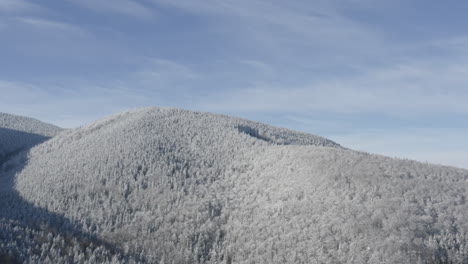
1 107 467 263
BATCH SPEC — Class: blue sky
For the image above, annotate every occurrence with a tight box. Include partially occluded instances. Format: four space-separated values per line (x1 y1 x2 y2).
1 0 468 169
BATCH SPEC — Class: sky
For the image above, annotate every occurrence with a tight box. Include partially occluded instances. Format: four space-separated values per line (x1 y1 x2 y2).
1 0 468 169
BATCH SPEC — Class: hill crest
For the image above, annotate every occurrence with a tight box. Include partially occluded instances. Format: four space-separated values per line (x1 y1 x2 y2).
1 107 467 263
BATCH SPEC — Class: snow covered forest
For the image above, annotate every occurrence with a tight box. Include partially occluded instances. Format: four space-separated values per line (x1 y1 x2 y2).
1 107 467 263
0 113 61 166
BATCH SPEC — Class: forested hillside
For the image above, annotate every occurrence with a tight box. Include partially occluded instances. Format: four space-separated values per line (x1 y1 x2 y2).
1 107 467 263
0 113 62 165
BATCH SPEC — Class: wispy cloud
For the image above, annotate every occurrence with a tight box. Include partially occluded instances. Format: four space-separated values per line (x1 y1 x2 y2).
16 17 88 35
135 58 201 80
150 0 382 64
196 54 468 117
0 0 43 13
238 60 273 74
67 0 155 18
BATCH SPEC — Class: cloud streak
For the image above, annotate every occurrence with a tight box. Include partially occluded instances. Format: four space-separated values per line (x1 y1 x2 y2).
150 0 385 65
0 0 42 13
196 55 468 117
66 0 155 18
16 17 88 35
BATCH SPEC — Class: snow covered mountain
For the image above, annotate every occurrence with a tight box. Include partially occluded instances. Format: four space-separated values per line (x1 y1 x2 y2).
1 107 467 263
0 113 61 166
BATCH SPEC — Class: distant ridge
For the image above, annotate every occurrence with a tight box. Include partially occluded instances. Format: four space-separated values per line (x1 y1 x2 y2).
0 112 61 137
0 112 62 166
1 107 467 263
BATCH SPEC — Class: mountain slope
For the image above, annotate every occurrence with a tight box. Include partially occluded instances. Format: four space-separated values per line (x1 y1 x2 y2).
0 113 61 137
0 113 62 165
1 107 467 263
0 114 136 264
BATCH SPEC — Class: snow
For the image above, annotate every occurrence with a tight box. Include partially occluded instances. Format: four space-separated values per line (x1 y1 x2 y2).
0 113 62 166
1 107 467 263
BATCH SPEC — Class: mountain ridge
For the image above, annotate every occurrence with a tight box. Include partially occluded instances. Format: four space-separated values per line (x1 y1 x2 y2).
0 112 62 167
1 107 467 263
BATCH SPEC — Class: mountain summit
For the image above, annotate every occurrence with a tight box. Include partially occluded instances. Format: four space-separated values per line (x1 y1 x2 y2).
1 107 467 263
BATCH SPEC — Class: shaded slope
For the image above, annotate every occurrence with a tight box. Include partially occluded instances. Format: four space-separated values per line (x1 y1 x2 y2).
0 114 142 263
0 113 62 166
6 107 468 263
0 113 61 137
